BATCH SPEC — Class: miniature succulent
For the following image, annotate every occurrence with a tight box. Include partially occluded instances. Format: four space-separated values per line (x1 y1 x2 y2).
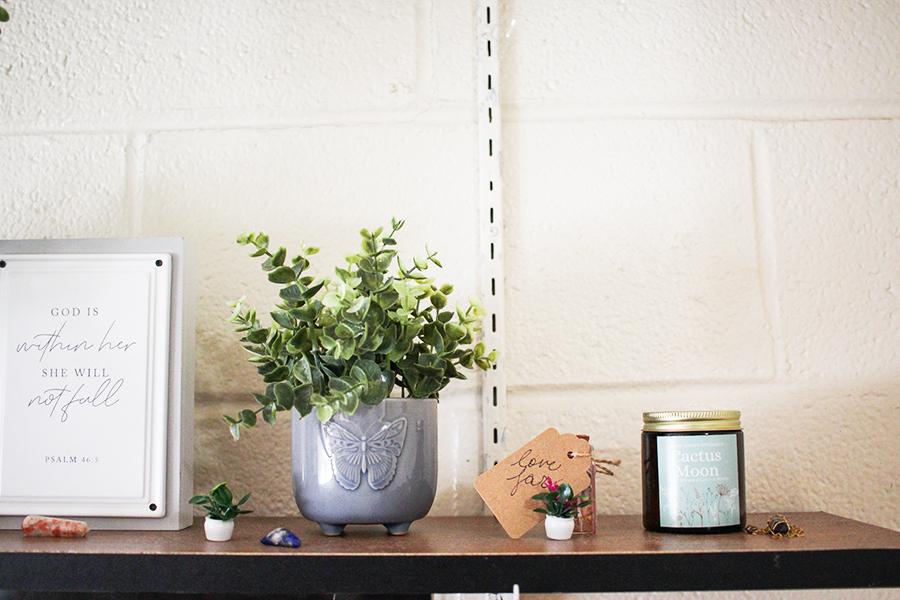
189 482 252 521
532 478 591 519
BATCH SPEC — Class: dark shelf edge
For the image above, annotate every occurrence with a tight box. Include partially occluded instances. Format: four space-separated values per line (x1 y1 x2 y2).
1 548 898 594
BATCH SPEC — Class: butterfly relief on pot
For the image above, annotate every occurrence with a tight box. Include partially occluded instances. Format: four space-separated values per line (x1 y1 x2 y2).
321 416 408 491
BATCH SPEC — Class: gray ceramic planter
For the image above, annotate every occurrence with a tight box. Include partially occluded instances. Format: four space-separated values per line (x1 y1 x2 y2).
292 398 437 536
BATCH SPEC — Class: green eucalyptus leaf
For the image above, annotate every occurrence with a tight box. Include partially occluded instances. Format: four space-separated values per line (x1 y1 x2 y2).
273 382 294 409
334 322 355 339
272 246 286 267
316 404 334 422
302 281 325 299
376 288 400 309
271 310 293 328
292 356 312 383
279 284 303 302
347 296 370 317
350 364 367 383
293 383 313 402
262 365 290 383
293 384 313 416
245 328 269 344
430 292 447 309
292 303 318 322
340 392 359 415
286 329 310 354
318 310 337 327
309 367 325 393
353 358 382 381
262 403 277 425
240 409 257 427
445 323 467 341
268 266 296 284
329 376 353 393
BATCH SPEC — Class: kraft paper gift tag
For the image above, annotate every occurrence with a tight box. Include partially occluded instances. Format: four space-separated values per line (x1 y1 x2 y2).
475 428 593 538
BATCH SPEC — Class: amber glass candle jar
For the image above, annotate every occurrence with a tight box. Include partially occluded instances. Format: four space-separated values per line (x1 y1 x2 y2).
642 411 746 533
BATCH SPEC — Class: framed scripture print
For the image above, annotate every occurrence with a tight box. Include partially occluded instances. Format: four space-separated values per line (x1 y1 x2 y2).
0 238 193 530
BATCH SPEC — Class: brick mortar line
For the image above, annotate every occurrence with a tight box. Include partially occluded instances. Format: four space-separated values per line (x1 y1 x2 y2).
506 378 779 394
505 102 900 122
124 132 147 237
0 105 478 137
1 102 897 138
750 129 787 379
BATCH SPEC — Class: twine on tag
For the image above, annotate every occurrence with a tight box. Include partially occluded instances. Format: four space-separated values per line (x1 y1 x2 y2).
567 450 622 476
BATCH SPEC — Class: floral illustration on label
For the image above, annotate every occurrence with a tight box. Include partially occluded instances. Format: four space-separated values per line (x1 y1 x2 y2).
320 415 407 491
657 434 739 528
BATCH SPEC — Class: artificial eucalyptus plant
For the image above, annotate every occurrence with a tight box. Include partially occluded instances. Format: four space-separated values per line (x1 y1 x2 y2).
225 218 496 440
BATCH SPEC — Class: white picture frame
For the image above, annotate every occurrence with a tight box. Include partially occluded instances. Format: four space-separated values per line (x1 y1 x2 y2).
0 239 193 530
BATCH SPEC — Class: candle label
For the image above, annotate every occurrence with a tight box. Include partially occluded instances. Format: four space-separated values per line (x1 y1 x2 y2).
657 434 740 528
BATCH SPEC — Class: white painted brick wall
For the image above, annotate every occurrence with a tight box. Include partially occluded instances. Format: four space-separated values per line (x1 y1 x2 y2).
505 120 774 386
501 0 900 113
0 134 128 237
1 2 898 599
0 1 420 129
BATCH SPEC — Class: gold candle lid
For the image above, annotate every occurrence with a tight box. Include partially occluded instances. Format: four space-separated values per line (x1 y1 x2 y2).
643 410 741 432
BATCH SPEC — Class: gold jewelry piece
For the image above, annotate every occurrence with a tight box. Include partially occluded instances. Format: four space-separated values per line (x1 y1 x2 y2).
745 514 805 538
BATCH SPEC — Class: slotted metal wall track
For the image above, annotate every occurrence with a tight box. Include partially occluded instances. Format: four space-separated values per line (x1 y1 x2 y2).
476 0 508 475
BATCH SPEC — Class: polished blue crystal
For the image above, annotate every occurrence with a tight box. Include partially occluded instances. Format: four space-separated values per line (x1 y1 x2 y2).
260 527 301 548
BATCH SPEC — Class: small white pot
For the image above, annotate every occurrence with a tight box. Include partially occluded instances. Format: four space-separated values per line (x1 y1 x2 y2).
544 515 575 540
204 517 235 542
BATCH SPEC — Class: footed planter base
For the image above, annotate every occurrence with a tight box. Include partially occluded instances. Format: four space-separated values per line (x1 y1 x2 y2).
293 398 437 535
318 521 412 536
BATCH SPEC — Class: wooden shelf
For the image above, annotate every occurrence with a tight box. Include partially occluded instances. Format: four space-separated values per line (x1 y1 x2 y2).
0 512 897 595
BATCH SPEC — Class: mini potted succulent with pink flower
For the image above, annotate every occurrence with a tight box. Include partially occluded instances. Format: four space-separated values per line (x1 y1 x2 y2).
532 478 591 540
